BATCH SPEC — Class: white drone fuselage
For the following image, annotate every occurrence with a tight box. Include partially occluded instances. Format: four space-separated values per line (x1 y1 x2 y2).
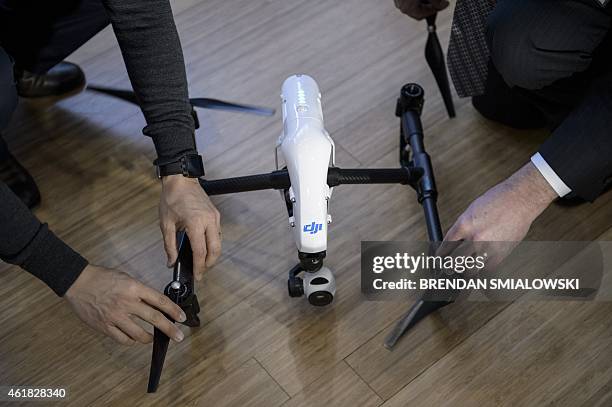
278 75 335 255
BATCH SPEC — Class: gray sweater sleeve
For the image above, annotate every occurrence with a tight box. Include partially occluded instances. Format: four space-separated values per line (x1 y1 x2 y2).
0 182 88 296
102 0 197 160
2 1 196 296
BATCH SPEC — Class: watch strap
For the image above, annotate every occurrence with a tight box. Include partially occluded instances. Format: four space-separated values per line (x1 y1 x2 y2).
155 154 205 178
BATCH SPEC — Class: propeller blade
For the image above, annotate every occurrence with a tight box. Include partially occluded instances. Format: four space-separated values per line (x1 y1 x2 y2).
190 98 275 116
424 15 456 118
147 282 180 393
88 86 275 116
87 86 139 104
147 327 171 393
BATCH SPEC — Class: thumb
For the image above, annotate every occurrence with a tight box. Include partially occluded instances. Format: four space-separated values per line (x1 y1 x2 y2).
162 222 178 267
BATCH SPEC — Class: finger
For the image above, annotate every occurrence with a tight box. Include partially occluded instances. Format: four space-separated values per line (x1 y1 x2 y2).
447 241 478 273
483 243 514 273
444 220 467 242
395 0 430 20
436 240 463 258
131 302 184 343
413 4 436 19
204 224 222 269
161 222 178 267
187 226 207 281
136 283 186 323
106 325 135 346
428 0 450 11
115 317 153 344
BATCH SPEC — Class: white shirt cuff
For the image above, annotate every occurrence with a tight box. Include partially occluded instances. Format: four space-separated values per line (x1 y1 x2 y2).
531 152 572 197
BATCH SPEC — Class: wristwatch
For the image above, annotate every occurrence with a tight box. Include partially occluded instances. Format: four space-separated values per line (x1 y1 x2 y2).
154 153 205 179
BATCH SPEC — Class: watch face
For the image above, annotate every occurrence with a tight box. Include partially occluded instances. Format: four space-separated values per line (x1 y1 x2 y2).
182 154 205 177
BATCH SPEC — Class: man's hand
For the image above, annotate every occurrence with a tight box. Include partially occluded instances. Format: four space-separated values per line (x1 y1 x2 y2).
442 162 558 269
159 175 221 280
445 162 557 242
65 265 186 345
394 0 449 20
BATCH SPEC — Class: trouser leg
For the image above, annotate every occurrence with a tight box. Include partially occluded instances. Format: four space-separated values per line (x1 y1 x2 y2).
472 61 547 129
0 47 18 161
0 0 111 74
482 0 612 131
0 45 40 208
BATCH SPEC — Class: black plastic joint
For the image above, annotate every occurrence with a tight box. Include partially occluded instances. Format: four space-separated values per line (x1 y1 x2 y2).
298 251 326 271
396 83 425 117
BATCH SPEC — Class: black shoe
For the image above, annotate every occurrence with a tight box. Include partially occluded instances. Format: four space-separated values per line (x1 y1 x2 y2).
15 61 86 98
0 138 41 209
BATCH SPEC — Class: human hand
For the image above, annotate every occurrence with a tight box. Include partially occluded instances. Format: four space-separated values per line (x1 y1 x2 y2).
394 0 450 20
443 162 557 266
445 162 557 242
159 175 221 280
65 265 186 345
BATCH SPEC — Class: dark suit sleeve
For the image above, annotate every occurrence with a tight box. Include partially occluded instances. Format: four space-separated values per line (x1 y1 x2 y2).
0 183 88 296
538 71 612 201
102 0 197 161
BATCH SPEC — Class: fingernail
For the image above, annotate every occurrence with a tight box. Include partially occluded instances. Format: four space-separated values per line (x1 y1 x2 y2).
175 331 184 342
179 312 186 322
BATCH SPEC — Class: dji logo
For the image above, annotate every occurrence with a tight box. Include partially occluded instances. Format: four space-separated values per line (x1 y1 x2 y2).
303 221 323 235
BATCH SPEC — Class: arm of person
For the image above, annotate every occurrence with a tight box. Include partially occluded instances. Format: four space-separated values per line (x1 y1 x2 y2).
446 70 612 243
536 71 612 202
102 0 221 278
0 182 186 344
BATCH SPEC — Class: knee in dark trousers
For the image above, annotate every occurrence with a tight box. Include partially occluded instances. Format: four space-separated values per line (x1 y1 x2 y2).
0 0 110 73
485 0 608 90
0 49 18 131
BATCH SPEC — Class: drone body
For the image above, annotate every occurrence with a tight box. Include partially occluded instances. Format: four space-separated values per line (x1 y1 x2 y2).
279 74 334 256
278 75 337 305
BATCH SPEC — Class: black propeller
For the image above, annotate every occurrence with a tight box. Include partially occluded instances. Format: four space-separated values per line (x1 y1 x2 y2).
147 231 201 393
148 312 173 393
190 97 275 116
88 86 275 117
424 12 456 118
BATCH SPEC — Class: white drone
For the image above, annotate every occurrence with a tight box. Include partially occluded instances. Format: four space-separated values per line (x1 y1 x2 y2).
90 74 449 392
201 74 444 310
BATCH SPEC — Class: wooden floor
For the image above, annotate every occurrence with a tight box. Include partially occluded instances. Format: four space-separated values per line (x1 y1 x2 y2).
2 0 612 406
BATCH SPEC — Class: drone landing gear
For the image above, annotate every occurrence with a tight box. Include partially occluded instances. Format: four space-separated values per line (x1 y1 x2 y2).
383 83 452 348
288 264 336 306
